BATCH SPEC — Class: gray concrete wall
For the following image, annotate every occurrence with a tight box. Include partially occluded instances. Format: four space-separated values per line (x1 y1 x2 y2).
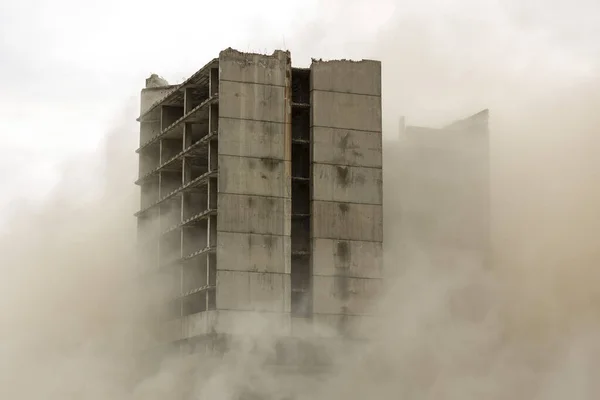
217 49 292 322
140 85 176 116
312 164 382 204
219 156 290 198
217 232 291 274
312 127 382 168
310 60 383 335
140 121 161 146
311 202 383 242
311 239 383 279
219 119 286 159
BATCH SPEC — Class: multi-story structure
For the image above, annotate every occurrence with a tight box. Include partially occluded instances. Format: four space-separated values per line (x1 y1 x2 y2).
384 110 491 271
136 48 383 358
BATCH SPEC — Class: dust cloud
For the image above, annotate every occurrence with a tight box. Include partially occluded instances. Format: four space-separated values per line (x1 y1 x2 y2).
2 1 600 398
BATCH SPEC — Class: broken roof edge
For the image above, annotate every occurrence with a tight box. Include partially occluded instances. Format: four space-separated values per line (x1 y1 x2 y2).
145 73 169 88
310 57 380 65
400 109 489 133
219 47 290 59
444 109 489 130
136 57 219 122
141 84 178 92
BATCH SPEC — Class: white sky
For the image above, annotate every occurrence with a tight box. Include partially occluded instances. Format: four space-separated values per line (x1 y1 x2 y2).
0 0 599 215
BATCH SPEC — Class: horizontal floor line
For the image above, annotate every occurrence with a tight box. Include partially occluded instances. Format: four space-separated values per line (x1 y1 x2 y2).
217 269 290 275
220 78 286 88
311 237 383 244
312 161 382 170
218 192 290 200
312 199 382 207
312 274 383 280
218 154 287 162
219 116 287 125
310 88 381 98
217 228 289 236
310 124 381 134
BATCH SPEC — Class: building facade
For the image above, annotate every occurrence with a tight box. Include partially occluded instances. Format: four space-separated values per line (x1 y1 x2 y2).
136 49 383 356
384 110 491 271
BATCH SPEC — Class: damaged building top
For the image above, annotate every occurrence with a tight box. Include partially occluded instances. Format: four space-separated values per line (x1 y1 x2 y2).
136 48 384 364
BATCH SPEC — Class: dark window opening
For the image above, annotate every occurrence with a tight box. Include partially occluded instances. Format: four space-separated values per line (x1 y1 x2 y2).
292 107 310 141
292 69 310 104
291 143 310 178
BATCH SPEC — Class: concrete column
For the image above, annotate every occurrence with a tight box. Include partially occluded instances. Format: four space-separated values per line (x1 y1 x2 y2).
184 88 194 114
215 49 292 334
209 67 219 97
309 59 384 338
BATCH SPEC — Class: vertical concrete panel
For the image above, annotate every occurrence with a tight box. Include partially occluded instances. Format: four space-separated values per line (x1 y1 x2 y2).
219 81 286 122
310 60 381 95
311 202 383 242
217 49 292 316
218 155 290 198
217 232 291 274
310 60 383 331
216 271 290 312
312 238 383 279
311 275 381 315
311 91 381 132
217 194 291 236
312 164 382 204
311 127 382 168
218 119 286 159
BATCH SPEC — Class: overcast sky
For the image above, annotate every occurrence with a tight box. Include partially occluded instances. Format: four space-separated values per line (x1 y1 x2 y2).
1 0 599 215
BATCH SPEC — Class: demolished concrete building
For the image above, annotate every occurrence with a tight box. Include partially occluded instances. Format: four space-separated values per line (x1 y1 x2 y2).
135 48 384 365
135 49 491 383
